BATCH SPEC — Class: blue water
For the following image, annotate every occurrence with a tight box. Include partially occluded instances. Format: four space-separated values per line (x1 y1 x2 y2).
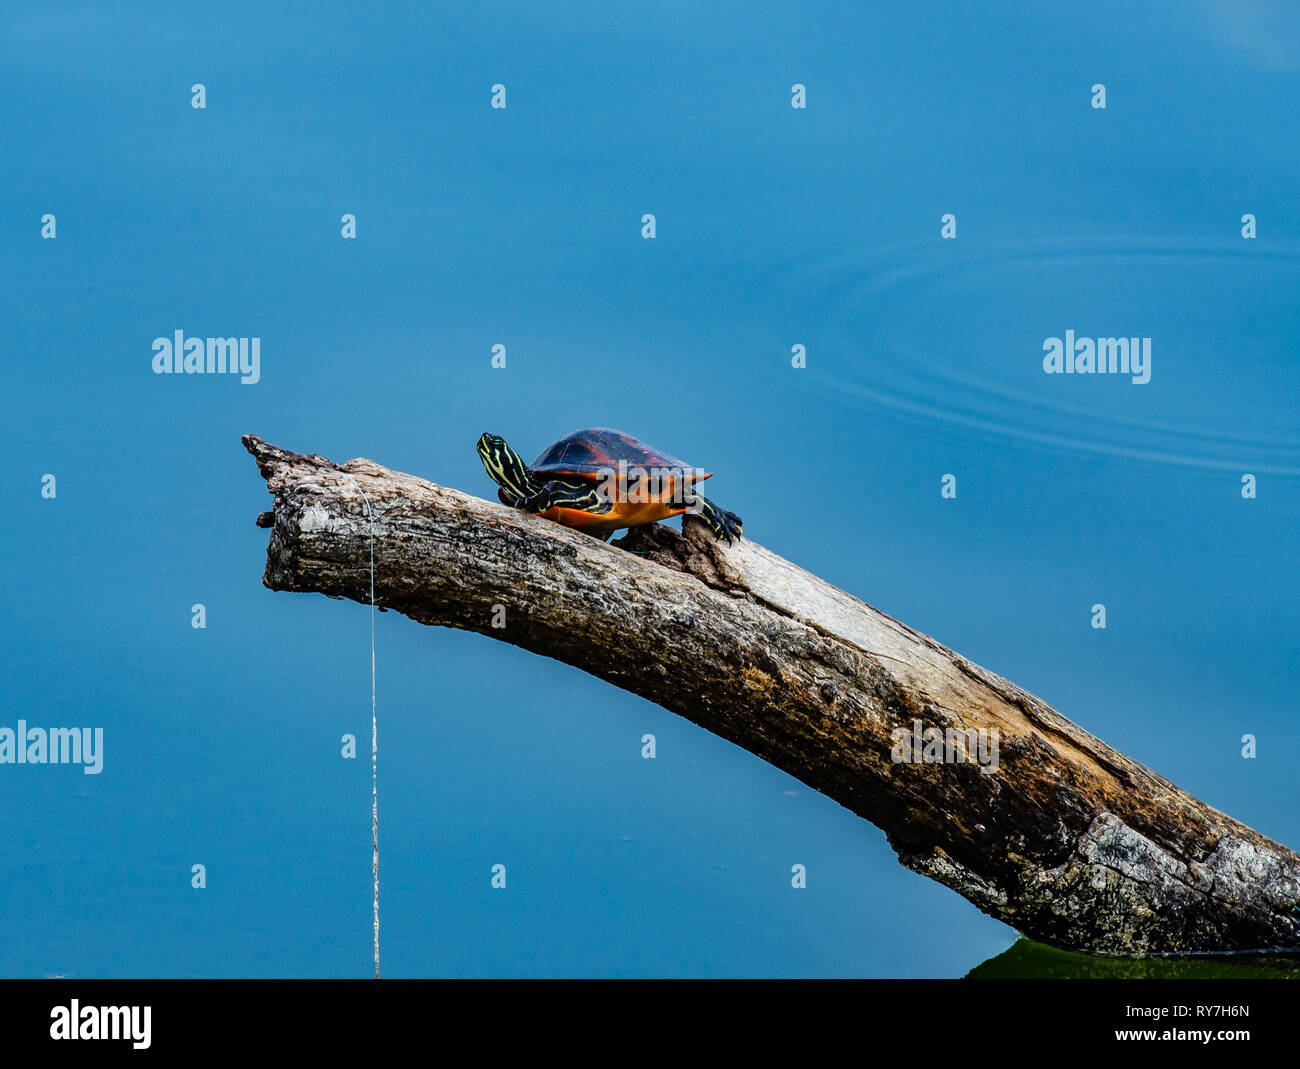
2 2 1297 977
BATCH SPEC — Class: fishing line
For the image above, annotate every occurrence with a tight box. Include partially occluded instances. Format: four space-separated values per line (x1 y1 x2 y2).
341 473 379 980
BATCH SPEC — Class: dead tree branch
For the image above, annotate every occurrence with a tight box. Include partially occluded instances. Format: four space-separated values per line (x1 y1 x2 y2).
243 434 1300 955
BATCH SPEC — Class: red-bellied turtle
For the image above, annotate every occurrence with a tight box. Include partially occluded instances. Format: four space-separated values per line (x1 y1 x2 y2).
476 428 743 543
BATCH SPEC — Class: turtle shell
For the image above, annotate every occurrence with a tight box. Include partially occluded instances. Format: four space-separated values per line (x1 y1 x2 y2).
530 428 704 479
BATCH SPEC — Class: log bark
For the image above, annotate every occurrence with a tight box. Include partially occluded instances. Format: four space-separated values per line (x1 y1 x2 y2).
243 434 1300 956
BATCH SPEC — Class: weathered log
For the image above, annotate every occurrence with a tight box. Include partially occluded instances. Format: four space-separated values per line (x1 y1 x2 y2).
243 434 1300 955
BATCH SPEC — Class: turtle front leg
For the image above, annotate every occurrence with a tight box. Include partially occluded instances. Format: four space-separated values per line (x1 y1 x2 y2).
520 480 608 515
688 495 743 544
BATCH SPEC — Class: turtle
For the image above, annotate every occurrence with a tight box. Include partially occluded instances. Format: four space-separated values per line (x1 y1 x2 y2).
476 428 743 543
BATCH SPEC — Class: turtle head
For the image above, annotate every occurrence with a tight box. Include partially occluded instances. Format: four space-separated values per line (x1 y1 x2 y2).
477 433 535 500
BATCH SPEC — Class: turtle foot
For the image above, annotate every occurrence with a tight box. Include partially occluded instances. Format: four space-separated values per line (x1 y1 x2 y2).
687 497 743 544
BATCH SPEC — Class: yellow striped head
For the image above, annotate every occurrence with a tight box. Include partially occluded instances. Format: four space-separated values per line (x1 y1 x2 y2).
477 433 536 500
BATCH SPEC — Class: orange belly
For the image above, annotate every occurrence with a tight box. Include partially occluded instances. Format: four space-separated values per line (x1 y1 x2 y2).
540 472 709 536
542 498 691 536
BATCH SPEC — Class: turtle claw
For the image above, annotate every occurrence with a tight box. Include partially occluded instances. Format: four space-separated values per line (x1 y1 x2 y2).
688 497 743 544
